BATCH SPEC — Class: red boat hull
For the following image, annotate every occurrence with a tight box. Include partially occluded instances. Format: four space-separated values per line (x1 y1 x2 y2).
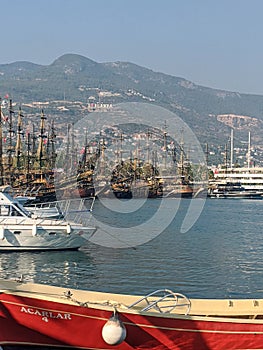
0 293 263 349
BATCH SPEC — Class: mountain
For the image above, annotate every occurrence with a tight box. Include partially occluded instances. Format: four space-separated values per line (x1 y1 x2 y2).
0 53 263 153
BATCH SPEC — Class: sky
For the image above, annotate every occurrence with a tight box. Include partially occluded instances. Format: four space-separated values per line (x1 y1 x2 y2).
1 0 263 95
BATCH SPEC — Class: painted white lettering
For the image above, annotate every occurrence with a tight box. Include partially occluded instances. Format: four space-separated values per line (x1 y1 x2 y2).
41 311 49 317
20 306 72 321
64 314 72 320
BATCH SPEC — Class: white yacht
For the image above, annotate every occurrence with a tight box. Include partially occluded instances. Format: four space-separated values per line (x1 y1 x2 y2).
0 186 96 251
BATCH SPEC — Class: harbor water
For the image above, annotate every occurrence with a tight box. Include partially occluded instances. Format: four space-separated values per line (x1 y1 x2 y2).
1 197 263 300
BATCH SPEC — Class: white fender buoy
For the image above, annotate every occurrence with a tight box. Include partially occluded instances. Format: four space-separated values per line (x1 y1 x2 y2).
32 224 37 236
0 227 5 240
66 224 71 234
102 311 126 345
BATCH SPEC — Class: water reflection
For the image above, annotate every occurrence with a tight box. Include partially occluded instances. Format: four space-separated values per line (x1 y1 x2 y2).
0 250 94 289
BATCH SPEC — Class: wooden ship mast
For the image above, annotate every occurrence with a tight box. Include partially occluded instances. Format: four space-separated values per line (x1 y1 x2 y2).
0 100 57 200
35 109 47 172
14 107 24 170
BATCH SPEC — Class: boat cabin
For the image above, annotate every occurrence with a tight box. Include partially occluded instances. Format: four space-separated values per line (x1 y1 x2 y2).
0 186 31 218
0 204 24 217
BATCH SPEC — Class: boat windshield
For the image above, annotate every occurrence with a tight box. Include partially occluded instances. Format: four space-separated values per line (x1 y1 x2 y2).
13 203 32 217
0 204 31 217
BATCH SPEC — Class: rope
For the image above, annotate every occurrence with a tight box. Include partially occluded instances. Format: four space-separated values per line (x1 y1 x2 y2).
63 291 128 309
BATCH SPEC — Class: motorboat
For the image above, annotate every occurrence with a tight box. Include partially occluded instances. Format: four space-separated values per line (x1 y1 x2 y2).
0 278 262 349
0 186 96 251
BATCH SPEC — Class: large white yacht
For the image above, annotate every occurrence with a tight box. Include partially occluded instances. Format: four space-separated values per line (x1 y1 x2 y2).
212 167 263 192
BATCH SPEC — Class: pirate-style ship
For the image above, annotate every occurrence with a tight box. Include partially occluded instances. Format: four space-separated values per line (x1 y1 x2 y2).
74 125 194 199
0 99 56 202
0 98 196 201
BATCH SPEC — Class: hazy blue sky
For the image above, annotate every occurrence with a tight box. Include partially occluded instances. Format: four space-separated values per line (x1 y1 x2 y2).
2 0 263 95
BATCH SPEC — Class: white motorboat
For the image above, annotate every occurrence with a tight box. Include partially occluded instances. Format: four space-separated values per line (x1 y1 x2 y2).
0 186 96 251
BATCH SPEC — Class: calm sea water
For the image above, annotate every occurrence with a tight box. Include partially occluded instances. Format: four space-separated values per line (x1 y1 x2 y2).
1 198 263 299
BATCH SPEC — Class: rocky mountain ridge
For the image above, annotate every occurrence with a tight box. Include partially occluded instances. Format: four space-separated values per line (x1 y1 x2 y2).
0 53 263 151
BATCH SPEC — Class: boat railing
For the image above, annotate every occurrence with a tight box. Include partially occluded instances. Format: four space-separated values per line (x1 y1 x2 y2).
127 289 191 314
62 197 95 225
25 197 95 224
